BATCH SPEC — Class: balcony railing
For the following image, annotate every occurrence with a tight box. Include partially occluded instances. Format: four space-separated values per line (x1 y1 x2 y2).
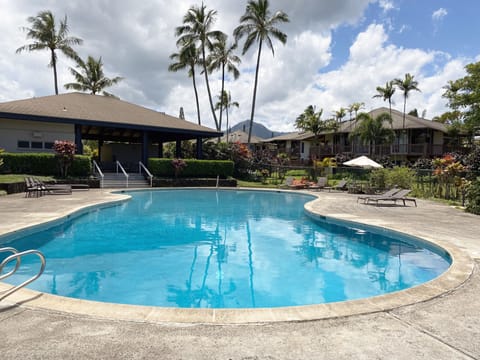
306 143 448 157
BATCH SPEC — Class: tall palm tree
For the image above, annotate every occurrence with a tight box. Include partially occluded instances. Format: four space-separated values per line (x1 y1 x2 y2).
295 105 333 158
334 107 347 122
373 81 396 127
393 73 421 130
176 4 225 130
349 102 365 122
234 0 289 146
350 112 395 156
207 37 241 131
64 56 123 96
215 90 239 141
16 10 83 95
169 40 202 125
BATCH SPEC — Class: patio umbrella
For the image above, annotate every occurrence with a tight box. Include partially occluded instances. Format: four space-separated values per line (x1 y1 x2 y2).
343 156 383 169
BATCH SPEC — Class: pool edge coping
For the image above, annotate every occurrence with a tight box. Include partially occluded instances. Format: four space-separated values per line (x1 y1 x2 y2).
0 187 475 325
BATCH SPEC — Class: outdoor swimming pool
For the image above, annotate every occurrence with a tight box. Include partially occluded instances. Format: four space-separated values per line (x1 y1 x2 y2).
1 189 451 309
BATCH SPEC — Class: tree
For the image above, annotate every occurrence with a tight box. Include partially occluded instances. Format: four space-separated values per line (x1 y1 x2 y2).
64 55 123 96
16 10 83 95
350 112 395 156
215 90 239 141
373 81 396 125
443 61 480 134
393 73 421 130
176 4 225 130
349 102 365 121
295 105 335 158
207 36 241 131
169 39 202 125
334 107 347 122
53 140 76 177
234 0 289 145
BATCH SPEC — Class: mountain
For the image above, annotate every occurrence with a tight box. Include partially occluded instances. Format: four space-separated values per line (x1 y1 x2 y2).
228 120 287 139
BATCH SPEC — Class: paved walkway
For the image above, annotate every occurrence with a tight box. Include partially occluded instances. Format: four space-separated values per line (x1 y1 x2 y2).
0 189 479 359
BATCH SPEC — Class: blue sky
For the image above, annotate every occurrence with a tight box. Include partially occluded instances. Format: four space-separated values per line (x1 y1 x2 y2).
0 0 479 132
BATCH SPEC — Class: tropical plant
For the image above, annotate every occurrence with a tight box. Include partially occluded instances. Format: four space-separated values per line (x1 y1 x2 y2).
373 81 396 122
349 102 365 122
207 37 241 131
350 112 395 156
169 39 202 125
53 140 76 177
234 0 289 145
0 148 4 168
16 10 83 95
295 105 335 158
334 107 347 122
465 178 480 215
176 4 225 130
172 158 187 178
64 55 123 96
215 90 239 140
393 73 421 130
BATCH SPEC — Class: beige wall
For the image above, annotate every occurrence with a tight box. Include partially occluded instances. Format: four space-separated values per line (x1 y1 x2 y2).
0 118 74 153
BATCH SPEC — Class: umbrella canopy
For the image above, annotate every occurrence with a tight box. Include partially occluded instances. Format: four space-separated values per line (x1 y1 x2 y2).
343 156 383 168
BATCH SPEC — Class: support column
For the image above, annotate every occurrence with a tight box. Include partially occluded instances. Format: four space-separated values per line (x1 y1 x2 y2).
74 124 83 154
175 140 182 158
196 137 203 159
158 141 164 158
142 131 149 165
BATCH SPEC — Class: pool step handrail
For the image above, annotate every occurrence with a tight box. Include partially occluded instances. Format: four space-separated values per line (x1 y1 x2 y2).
0 248 46 301
116 161 129 188
0 247 21 281
139 161 153 187
92 160 104 188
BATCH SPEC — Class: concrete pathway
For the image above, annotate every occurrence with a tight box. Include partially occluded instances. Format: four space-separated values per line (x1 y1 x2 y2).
0 189 479 359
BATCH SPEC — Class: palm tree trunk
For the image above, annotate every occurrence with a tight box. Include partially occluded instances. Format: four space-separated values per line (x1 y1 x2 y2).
191 67 201 125
226 104 230 142
201 44 219 131
51 49 59 95
248 39 263 146
218 63 225 132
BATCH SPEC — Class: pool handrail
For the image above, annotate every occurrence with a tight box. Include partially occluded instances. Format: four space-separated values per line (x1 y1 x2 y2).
139 161 153 187
116 161 129 188
92 160 104 188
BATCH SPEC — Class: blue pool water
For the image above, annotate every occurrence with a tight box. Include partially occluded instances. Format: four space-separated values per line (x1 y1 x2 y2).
1 189 450 308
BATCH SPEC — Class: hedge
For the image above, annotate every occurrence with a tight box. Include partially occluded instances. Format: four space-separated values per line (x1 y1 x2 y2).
148 158 234 178
1 153 91 177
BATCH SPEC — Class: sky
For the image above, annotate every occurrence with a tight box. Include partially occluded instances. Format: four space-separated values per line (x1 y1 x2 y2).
0 0 479 133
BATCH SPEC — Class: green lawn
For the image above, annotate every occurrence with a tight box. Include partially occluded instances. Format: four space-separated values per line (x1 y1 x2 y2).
0 174 54 183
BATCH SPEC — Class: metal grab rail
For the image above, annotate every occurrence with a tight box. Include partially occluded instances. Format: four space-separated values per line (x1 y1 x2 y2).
116 161 129 188
139 161 153 187
0 247 21 281
92 160 104 188
0 249 46 301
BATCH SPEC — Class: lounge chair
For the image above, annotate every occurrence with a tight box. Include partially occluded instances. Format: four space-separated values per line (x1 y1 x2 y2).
357 188 401 203
307 177 328 190
330 179 348 191
365 189 417 207
24 177 42 197
32 178 72 195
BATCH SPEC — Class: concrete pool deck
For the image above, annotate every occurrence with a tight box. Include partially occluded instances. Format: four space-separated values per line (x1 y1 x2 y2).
0 189 479 359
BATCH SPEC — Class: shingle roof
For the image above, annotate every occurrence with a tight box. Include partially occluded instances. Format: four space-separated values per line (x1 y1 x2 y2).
0 92 221 137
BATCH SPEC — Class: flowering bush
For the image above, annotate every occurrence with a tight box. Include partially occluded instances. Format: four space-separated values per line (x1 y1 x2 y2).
172 158 187 178
53 140 76 177
432 154 465 199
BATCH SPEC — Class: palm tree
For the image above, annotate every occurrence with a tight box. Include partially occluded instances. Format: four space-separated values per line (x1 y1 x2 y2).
393 73 421 130
215 90 239 141
169 40 202 125
16 10 83 95
234 0 289 146
295 105 333 158
207 37 241 131
350 112 395 156
373 81 396 126
176 4 225 130
349 102 365 122
334 107 347 122
64 56 123 96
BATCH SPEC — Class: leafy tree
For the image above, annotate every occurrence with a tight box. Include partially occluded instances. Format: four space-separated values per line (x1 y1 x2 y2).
169 39 202 125
176 4 225 130
442 61 480 137
373 81 396 121
64 55 123 96
16 10 83 95
234 0 289 145
466 178 480 215
393 73 421 130
215 90 239 141
53 140 76 177
350 112 395 156
207 37 241 131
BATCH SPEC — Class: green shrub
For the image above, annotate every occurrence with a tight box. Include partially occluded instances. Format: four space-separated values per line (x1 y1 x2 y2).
369 168 389 189
387 166 415 189
1 153 91 177
466 178 480 215
148 158 234 178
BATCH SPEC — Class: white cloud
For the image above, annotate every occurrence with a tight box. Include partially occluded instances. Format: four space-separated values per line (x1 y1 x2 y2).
432 8 448 21
378 0 396 13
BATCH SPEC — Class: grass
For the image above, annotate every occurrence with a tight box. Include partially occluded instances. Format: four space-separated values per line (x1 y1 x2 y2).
0 174 54 183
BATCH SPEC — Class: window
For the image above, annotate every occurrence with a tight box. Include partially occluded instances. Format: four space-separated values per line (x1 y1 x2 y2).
31 141 43 149
44 142 54 149
18 140 29 148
